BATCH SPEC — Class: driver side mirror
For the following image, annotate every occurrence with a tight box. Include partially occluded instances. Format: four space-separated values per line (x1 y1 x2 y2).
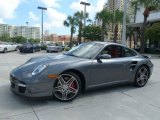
97 54 111 60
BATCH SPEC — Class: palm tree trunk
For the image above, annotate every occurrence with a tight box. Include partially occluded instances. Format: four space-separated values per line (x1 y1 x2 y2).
78 22 82 44
101 21 105 41
114 24 118 43
133 31 136 49
140 16 148 53
70 28 73 48
129 35 132 48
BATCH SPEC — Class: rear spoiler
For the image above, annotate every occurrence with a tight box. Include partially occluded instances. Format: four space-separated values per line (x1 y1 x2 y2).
142 55 151 59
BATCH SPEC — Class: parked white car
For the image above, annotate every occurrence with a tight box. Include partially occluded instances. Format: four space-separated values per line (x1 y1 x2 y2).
0 42 19 53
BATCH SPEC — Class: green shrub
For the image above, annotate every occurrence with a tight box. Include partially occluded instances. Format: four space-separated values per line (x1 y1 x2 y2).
64 47 70 51
41 45 47 50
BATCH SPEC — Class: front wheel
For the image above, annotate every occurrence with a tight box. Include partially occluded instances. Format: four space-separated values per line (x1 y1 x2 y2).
53 72 81 102
32 49 35 53
15 47 18 51
134 66 149 87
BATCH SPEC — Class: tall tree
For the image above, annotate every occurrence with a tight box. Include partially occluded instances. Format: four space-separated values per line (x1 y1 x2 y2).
145 23 160 48
96 9 113 41
133 0 160 53
63 16 77 48
74 11 89 44
113 9 123 43
131 0 140 23
81 25 101 41
126 27 135 48
0 33 10 42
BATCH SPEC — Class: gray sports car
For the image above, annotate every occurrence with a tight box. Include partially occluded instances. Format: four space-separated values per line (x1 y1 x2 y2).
10 42 153 102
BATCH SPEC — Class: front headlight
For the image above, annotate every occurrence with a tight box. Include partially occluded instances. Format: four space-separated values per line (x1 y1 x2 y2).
32 64 47 76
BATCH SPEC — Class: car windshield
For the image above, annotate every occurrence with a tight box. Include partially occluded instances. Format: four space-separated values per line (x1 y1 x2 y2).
65 42 104 59
48 43 56 46
23 43 32 46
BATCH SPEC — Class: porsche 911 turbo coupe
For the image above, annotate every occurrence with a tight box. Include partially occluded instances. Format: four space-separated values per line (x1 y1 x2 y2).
10 42 153 102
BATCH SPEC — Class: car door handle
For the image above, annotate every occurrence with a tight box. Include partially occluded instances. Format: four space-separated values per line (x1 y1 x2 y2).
130 61 138 69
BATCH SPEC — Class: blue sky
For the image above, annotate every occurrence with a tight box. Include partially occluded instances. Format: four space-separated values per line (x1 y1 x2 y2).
0 0 107 35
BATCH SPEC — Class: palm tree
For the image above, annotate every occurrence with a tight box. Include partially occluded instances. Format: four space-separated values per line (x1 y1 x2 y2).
133 0 160 53
126 27 135 48
113 9 123 43
74 11 89 44
96 9 113 41
131 1 140 23
63 16 77 48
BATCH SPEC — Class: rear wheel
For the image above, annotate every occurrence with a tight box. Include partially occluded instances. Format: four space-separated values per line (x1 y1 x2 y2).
53 72 81 102
3 48 7 53
134 66 149 87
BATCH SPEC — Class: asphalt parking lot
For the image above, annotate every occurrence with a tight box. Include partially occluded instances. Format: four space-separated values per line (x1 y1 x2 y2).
0 51 160 120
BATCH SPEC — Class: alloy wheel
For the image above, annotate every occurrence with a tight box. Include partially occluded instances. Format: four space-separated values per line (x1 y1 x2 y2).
135 66 149 87
53 73 80 101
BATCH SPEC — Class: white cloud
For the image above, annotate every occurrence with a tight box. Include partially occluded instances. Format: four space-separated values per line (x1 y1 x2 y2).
70 0 92 13
0 0 21 19
40 0 60 8
96 0 106 12
29 11 39 21
44 8 67 30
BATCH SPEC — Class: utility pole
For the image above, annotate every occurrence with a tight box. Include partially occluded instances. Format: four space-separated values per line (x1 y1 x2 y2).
80 1 90 27
26 22 28 43
37 6 47 45
80 1 90 42
122 0 127 46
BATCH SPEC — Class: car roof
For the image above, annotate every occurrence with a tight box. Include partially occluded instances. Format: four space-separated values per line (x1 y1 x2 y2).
86 41 126 47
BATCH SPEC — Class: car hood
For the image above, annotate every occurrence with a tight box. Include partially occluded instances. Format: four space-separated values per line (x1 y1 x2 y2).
26 54 86 64
11 54 88 80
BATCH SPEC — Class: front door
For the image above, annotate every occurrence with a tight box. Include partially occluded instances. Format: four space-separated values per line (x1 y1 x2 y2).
90 45 130 86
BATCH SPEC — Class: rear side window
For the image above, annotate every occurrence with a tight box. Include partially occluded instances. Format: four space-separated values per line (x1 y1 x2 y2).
123 47 137 57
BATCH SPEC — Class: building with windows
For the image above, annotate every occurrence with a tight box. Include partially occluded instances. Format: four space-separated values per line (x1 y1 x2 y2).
0 24 40 39
102 0 133 42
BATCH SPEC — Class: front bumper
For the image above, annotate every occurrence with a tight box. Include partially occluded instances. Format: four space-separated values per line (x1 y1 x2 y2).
10 74 55 97
47 47 58 52
19 48 33 53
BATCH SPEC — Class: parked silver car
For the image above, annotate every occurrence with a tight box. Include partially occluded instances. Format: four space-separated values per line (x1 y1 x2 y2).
10 42 153 102
46 43 63 53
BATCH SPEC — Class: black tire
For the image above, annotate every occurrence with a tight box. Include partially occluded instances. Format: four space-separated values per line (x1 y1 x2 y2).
53 72 81 102
15 47 18 51
3 48 7 53
32 49 35 53
134 65 149 87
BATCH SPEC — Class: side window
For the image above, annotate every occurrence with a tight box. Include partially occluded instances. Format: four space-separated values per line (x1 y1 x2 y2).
123 47 137 57
101 45 123 58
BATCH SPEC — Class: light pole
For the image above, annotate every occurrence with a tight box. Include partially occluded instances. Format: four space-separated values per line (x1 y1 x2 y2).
37 6 47 45
26 22 28 43
80 1 90 27
122 0 127 46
